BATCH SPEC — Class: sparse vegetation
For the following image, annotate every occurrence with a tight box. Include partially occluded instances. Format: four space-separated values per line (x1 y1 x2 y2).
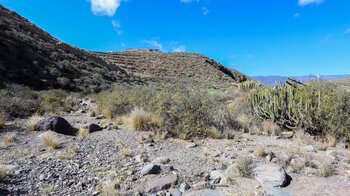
319 163 336 177
42 133 61 149
121 149 133 157
77 128 90 138
126 107 153 131
235 156 253 177
25 114 43 131
42 185 54 193
0 165 7 181
255 145 267 157
2 133 16 146
0 112 6 129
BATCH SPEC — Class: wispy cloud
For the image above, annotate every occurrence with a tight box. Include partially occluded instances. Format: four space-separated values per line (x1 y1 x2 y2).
180 0 199 3
111 20 122 35
172 45 186 52
201 7 210 15
89 0 121 16
298 0 324 6
345 28 350 34
318 34 333 46
142 39 164 51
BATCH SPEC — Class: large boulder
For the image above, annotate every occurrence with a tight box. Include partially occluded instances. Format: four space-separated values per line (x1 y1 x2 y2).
35 116 77 136
253 164 291 188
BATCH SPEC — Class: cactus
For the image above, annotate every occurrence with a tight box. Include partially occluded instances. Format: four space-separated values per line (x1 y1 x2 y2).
239 80 262 91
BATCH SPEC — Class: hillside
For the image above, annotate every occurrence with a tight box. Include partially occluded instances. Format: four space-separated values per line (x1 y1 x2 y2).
97 50 249 88
0 5 249 93
0 5 141 93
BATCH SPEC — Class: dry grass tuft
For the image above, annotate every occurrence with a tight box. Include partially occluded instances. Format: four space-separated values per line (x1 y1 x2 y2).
255 145 267 157
25 114 43 132
319 163 336 177
326 134 337 147
0 165 7 181
236 156 253 177
42 133 61 149
2 133 16 145
0 113 6 129
77 128 90 138
126 107 152 131
261 120 280 136
121 149 132 157
293 129 314 145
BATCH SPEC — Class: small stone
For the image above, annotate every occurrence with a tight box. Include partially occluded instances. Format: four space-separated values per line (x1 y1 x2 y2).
145 174 178 193
179 181 191 192
141 164 161 176
160 164 174 172
186 143 197 148
185 189 222 196
304 145 317 153
253 164 291 188
87 124 103 133
168 188 182 196
92 191 100 196
209 170 224 184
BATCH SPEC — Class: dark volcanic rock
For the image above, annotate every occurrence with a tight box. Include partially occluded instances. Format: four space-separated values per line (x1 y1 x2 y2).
36 116 77 135
87 124 102 133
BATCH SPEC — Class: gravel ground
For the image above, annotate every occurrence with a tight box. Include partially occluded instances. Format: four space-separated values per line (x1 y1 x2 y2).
1 113 350 196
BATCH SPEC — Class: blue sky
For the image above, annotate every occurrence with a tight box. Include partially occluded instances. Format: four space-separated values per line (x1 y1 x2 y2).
0 0 350 76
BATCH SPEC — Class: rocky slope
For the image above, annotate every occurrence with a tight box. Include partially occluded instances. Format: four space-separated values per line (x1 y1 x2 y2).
0 5 249 93
97 50 249 88
0 5 142 93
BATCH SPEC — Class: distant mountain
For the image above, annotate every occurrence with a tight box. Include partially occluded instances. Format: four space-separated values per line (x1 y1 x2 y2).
254 75 350 85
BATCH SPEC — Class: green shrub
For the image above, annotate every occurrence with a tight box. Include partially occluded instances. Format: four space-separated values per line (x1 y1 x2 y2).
39 89 68 114
0 84 39 117
250 81 350 139
96 84 236 139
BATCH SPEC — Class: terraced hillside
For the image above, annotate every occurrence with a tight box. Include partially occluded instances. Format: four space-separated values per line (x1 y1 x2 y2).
0 5 141 93
97 50 249 88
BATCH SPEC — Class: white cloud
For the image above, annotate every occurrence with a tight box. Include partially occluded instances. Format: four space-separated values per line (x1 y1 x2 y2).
172 45 186 52
345 28 350 34
111 20 122 35
201 7 210 15
180 0 199 3
298 0 324 6
142 39 164 51
90 0 121 16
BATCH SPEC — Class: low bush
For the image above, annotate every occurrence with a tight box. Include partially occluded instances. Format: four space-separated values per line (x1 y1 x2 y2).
0 112 6 129
25 114 43 132
126 107 153 131
96 85 236 139
42 133 61 149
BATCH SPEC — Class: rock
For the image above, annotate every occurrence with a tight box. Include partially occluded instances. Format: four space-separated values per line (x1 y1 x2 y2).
253 164 291 188
160 164 174 173
153 157 170 164
141 164 161 176
209 170 224 184
304 145 317 153
179 182 191 192
186 143 197 148
36 116 76 135
277 132 294 139
145 174 178 193
87 124 102 133
266 187 291 196
168 188 182 196
184 189 223 196
95 115 105 119
326 147 348 161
